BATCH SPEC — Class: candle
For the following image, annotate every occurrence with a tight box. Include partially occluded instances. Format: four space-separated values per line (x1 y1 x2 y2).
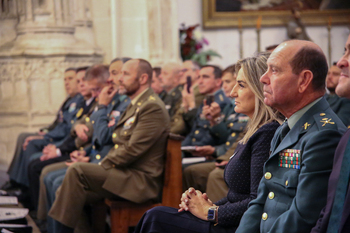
257 16 262 30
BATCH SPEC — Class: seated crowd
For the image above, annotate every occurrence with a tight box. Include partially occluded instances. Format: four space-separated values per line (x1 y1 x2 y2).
2 37 350 233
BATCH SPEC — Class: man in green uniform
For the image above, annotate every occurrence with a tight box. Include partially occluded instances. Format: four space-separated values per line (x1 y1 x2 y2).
160 62 183 117
48 59 170 233
236 40 346 233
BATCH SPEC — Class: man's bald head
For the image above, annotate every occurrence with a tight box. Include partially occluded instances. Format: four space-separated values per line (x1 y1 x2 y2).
276 40 328 92
159 62 182 92
260 40 327 117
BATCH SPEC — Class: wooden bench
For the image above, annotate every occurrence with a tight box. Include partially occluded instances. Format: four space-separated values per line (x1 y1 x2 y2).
103 134 183 233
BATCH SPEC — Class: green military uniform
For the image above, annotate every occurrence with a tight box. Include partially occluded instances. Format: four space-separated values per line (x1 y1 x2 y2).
236 97 346 233
325 93 350 128
170 85 206 136
36 94 130 221
49 88 170 228
163 84 183 118
158 90 167 102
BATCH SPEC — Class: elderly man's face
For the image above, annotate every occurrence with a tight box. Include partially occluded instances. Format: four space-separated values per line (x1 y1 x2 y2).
336 35 350 99
260 43 299 113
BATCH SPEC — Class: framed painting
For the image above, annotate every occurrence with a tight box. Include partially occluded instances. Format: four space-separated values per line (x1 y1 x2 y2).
202 0 350 28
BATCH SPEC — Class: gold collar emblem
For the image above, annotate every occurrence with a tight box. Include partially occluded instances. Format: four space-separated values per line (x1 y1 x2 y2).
302 122 310 130
321 118 335 127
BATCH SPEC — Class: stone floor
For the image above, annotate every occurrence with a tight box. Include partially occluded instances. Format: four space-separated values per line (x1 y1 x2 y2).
0 164 41 233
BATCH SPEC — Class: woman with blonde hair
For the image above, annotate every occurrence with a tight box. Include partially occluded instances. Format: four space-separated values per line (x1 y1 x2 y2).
134 52 283 233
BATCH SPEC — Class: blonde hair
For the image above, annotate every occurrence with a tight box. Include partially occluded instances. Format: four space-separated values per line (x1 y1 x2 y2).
236 52 283 144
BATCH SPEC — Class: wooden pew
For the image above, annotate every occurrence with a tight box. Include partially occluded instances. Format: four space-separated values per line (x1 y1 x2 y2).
104 133 183 233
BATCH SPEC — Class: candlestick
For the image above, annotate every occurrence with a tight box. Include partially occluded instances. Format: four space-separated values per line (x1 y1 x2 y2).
256 16 262 52
239 18 243 59
257 16 262 30
328 16 332 67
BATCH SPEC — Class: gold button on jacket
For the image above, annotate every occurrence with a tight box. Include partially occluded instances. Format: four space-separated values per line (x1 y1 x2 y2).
265 172 272 180
262 213 268 220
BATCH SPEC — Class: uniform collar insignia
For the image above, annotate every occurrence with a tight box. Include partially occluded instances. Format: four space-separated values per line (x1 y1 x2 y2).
320 118 335 127
302 122 310 130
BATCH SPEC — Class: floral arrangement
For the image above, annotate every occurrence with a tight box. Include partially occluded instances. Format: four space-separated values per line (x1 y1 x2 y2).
179 23 221 66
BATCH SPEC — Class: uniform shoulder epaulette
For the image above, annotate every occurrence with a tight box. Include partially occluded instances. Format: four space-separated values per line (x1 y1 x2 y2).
314 112 338 129
148 95 156 101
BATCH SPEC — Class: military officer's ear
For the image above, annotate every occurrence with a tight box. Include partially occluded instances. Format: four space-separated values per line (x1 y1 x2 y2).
297 69 313 94
139 73 149 85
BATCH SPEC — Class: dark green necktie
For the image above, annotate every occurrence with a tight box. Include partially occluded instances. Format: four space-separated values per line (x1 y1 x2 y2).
280 121 290 141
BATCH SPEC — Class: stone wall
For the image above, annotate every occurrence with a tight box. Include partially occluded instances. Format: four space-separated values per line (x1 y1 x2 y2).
0 0 103 166
0 0 180 167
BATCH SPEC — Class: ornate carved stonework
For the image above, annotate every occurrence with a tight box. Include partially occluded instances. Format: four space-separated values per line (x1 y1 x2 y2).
0 0 103 166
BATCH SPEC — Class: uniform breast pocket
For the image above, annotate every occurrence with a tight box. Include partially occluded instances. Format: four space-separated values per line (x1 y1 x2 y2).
282 169 300 198
273 169 300 198
120 128 132 140
121 116 137 139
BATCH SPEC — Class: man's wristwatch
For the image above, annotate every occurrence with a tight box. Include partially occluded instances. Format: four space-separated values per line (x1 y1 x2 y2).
207 206 218 223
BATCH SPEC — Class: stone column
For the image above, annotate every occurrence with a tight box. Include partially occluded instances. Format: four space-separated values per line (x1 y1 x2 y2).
146 0 180 66
112 0 180 66
0 0 103 166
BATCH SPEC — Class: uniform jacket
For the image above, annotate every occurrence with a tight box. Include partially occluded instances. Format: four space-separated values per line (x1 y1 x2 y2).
311 129 350 233
170 85 206 136
210 100 248 157
44 93 84 141
100 88 170 203
158 90 167 102
215 121 280 231
71 98 98 149
182 89 230 148
58 98 97 154
40 96 73 132
236 97 346 233
163 84 183 118
325 93 350 128
86 94 130 164
90 93 130 148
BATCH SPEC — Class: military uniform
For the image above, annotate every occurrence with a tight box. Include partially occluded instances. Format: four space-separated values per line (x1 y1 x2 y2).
182 89 230 150
158 90 167 102
7 96 80 175
210 100 249 157
170 85 206 136
163 84 183 118
36 93 130 225
27 97 97 209
325 93 350 128
48 88 170 229
236 97 346 233
8 93 84 187
183 100 248 198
